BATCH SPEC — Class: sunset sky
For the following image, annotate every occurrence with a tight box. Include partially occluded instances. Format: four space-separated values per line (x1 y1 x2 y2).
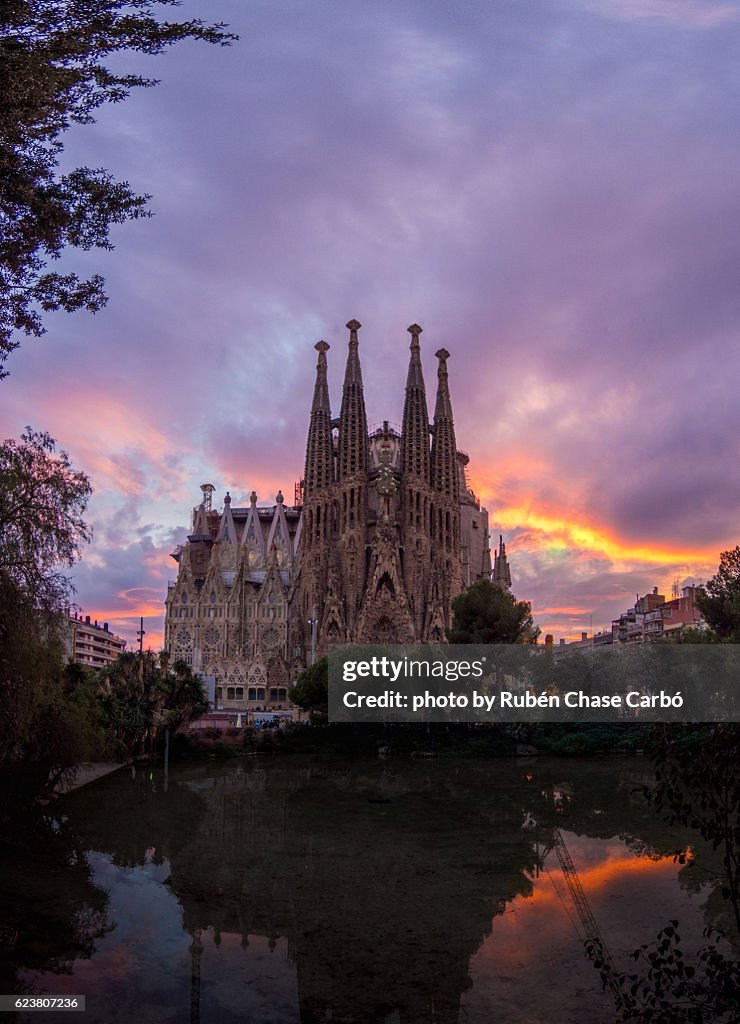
3 0 740 648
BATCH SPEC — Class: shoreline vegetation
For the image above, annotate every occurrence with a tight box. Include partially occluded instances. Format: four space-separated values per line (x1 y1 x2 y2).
164 720 658 762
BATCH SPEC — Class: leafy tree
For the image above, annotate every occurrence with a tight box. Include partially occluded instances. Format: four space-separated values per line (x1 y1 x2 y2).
0 0 236 376
696 547 740 641
448 580 539 644
290 657 329 717
0 430 97 815
0 575 113 816
95 650 208 758
591 922 740 1024
95 651 157 758
155 656 209 736
670 626 718 644
0 427 91 608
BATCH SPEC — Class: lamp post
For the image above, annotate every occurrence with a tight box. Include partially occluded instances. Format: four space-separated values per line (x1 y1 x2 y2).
307 605 318 666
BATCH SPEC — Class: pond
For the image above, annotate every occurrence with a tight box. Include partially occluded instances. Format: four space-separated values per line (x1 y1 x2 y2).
2 756 735 1023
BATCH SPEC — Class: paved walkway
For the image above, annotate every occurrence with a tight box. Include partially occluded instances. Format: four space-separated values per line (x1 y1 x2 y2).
55 761 127 794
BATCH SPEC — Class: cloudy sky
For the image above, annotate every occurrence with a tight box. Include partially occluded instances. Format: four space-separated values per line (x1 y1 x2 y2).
3 0 740 647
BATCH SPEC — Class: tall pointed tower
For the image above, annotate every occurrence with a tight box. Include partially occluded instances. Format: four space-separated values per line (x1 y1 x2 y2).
492 535 512 591
304 340 333 497
299 341 335 650
427 347 463 633
400 324 432 635
335 319 369 632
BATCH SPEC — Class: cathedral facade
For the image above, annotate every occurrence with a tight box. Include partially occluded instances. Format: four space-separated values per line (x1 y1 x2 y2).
164 321 506 711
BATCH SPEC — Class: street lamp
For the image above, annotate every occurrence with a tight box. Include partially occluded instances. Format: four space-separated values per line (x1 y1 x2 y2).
307 605 318 666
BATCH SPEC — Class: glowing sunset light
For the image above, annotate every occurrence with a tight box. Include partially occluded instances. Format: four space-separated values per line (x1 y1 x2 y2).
2 0 738 647
493 506 718 566
532 607 592 617
482 845 680 943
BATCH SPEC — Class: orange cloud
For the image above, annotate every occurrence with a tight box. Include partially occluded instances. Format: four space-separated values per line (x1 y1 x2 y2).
534 606 593 616
468 452 719 568
497 505 718 564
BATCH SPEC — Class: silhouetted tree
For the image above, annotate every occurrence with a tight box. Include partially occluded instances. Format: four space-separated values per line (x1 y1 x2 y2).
0 0 236 375
95 651 208 758
0 427 91 608
696 547 740 641
448 580 539 644
290 657 328 717
0 430 97 815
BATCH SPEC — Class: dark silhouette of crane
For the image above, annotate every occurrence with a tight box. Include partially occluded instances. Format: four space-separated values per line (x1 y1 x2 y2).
544 828 628 1013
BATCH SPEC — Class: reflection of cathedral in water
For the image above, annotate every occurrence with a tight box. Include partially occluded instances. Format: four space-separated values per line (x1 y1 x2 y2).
165 766 536 1024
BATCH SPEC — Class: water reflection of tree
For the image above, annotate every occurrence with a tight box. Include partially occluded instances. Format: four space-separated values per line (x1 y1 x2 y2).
587 725 740 1024
650 725 740 937
0 820 111 997
61 764 210 869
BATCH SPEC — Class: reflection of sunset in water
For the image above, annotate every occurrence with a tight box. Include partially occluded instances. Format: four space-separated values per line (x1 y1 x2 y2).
13 760 719 1024
465 834 704 1024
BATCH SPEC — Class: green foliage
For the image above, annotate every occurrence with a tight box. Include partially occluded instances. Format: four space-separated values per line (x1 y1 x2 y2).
290 657 328 716
0 427 91 608
538 723 649 756
696 547 740 641
577 725 740 1021
669 626 718 644
591 923 740 1024
448 580 539 644
95 651 209 759
0 428 99 816
0 576 110 816
0 0 236 374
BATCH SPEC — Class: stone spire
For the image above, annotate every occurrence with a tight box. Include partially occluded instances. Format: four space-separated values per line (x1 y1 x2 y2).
430 348 459 500
492 535 512 591
401 324 431 481
304 341 333 498
337 319 368 480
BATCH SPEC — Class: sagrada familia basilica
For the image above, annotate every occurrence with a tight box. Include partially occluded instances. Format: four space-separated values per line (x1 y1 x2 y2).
164 321 511 709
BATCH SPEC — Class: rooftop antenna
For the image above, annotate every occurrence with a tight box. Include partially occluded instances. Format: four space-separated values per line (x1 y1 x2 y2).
137 616 146 655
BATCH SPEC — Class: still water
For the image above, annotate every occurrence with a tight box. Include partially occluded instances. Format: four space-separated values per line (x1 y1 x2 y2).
4 757 731 1023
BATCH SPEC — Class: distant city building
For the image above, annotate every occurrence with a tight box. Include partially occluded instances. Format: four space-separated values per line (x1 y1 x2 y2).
66 613 126 668
164 320 504 712
640 585 704 641
557 585 703 652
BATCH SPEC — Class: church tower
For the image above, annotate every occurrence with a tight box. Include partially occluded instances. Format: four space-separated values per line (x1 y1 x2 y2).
335 319 369 634
492 535 512 591
400 324 433 637
426 347 463 636
299 340 335 650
